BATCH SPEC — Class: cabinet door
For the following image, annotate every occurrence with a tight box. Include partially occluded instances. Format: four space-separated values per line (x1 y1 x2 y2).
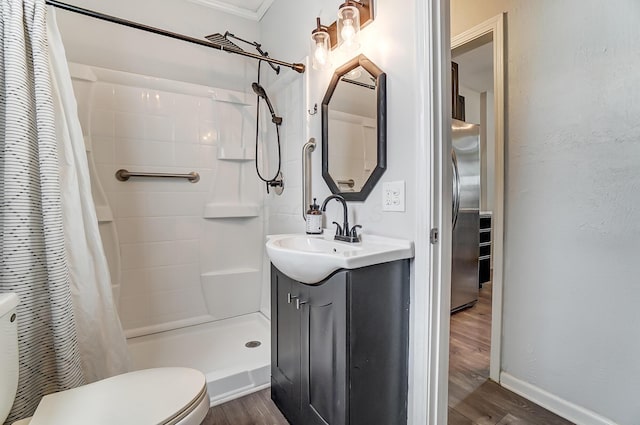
301 272 348 425
271 267 302 423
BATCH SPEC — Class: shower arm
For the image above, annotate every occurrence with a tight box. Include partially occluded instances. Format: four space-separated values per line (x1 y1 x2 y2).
224 32 280 74
45 0 305 74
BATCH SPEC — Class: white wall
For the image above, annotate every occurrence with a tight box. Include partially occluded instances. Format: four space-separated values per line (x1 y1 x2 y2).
260 0 418 239
452 1 640 424
57 0 270 335
328 110 377 192
54 0 259 90
458 84 481 124
71 66 264 335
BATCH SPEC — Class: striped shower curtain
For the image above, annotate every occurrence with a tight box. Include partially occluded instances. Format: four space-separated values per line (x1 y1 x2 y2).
0 0 86 422
1 1 129 423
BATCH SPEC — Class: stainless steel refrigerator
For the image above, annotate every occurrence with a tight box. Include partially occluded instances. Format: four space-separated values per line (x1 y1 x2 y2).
451 119 480 313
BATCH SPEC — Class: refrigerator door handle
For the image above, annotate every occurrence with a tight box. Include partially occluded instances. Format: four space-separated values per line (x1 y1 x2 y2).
452 150 461 230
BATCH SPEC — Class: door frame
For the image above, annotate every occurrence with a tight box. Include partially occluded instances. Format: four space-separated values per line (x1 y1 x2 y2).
413 4 506 423
451 13 505 383
412 1 451 424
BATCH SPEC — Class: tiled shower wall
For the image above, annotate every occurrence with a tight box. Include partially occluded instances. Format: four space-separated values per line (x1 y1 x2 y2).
259 69 308 318
72 65 265 336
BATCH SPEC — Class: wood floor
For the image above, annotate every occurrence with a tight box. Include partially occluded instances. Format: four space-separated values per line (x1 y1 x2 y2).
202 389 288 425
448 283 574 424
203 282 574 425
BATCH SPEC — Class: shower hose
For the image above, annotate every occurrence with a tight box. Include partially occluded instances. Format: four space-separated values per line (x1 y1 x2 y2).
254 60 283 193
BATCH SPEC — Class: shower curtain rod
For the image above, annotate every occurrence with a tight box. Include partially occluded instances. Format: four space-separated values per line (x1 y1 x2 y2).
45 0 306 74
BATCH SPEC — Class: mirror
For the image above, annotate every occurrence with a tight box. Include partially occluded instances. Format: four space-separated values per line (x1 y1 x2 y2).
322 54 386 201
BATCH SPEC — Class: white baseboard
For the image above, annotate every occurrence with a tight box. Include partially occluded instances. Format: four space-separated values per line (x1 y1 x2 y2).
500 372 618 425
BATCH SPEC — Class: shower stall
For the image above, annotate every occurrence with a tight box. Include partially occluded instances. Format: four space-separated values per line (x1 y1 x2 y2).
70 62 274 405
50 0 307 406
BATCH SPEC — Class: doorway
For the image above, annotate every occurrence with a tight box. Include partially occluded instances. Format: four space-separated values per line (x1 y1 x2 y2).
449 10 505 381
447 14 506 421
446 15 574 424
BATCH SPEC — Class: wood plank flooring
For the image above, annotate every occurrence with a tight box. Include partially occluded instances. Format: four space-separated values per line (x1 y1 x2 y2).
448 283 574 425
203 282 574 425
202 389 288 425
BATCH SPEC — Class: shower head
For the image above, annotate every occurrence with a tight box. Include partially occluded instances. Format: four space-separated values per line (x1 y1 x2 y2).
204 32 245 53
205 33 279 73
252 82 281 125
251 82 268 99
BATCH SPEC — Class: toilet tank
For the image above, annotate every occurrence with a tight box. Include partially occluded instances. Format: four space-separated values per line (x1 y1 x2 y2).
0 293 19 423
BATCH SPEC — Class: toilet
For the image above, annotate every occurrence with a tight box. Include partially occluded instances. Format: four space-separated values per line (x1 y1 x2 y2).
0 293 210 425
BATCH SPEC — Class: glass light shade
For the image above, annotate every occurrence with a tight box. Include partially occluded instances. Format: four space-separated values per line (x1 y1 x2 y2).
311 30 331 70
337 4 360 52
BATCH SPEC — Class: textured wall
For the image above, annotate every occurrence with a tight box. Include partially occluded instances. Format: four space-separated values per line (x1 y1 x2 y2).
452 1 640 423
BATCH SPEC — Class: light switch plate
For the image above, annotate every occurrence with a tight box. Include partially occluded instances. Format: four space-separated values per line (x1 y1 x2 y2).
382 181 405 212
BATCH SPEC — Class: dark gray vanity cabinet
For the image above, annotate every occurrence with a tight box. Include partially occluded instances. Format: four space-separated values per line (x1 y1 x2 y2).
271 271 302 423
271 260 409 425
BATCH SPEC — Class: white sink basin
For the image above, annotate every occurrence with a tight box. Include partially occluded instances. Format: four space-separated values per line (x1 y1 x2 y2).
266 233 414 284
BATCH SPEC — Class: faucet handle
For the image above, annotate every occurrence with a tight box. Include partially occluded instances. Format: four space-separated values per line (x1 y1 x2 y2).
332 221 343 236
350 225 362 240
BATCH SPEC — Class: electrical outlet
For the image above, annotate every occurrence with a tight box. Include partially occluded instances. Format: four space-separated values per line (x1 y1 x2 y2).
382 181 405 212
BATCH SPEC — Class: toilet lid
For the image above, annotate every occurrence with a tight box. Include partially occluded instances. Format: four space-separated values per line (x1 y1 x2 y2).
28 368 207 425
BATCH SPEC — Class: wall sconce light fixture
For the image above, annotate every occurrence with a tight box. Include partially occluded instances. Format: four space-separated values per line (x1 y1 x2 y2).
311 18 332 70
337 2 361 51
310 0 374 62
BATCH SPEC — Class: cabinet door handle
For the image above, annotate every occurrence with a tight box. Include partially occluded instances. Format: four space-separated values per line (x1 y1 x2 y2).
287 293 298 304
295 299 307 310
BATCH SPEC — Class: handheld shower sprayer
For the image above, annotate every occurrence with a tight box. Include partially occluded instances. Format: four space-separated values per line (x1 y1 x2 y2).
252 72 283 194
212 31 284 194
252 83 282 125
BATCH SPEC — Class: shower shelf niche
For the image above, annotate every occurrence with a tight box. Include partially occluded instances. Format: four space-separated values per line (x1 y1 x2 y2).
210 90 253 106
203 203 261 218
217 145 255 161
95 205 114 223
201 268 262 320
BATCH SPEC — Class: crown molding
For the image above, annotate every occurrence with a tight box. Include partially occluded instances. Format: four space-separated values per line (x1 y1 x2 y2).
188 0 274 21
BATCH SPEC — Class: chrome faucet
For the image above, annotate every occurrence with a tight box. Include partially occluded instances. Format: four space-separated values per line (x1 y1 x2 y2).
321 195 362 243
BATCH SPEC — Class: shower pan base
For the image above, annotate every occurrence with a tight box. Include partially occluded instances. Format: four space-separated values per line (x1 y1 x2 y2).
127 312 270 406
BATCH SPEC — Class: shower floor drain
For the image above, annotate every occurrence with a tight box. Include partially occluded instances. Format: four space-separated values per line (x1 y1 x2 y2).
245 340 262 348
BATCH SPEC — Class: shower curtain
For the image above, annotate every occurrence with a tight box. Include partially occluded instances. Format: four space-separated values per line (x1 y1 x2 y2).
47 5 131 382
0 1 129 422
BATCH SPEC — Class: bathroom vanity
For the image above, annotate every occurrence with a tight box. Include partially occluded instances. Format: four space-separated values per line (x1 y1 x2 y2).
270 260 409 425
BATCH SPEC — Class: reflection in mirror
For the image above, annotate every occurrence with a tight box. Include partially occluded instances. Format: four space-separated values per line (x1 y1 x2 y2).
322 55 386 201
328 66 377 193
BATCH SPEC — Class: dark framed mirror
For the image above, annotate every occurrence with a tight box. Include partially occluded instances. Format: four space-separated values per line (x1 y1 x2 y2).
322 54 386 201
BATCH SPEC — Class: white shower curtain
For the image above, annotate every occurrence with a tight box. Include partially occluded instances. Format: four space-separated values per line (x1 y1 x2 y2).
46 6 131 383
0 1 128 422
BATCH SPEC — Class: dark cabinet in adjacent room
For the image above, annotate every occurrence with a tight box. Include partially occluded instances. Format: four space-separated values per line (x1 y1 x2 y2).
271 260 410 425
479 213 492 285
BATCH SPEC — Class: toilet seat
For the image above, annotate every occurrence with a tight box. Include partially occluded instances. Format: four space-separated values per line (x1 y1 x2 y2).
20 368 209 425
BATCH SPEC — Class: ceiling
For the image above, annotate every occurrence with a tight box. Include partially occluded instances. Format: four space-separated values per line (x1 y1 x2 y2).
453 42 493 93
188 0 274 21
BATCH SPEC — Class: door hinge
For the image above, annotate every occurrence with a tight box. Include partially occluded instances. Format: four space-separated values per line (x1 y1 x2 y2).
430 228 439 244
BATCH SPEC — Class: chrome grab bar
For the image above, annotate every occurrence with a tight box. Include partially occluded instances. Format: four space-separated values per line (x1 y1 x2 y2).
115 169 200 183
302 138 316 220
452 150 461 230
336 179 355 188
